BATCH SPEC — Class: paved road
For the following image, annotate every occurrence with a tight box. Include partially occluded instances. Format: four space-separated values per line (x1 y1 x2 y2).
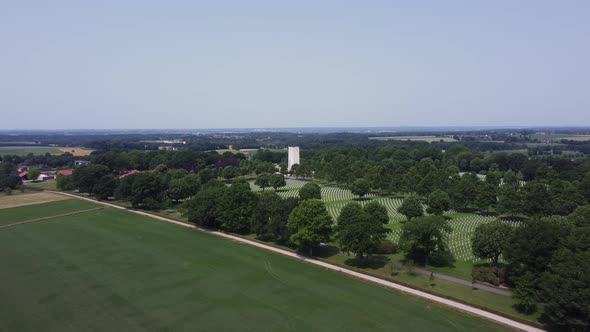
393 264 513 296
51 191 543 332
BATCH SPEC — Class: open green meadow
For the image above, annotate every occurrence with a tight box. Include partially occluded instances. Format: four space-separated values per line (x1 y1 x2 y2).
0 200 510 331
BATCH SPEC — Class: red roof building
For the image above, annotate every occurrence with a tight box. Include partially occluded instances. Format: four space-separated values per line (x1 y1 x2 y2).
57 170 73 176
19 170 29 179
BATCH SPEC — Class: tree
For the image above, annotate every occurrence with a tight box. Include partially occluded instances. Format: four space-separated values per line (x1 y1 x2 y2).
269 173 286 190
350 178 370 198
399 216 452 265
254 173 270 191
252 191 299 243
580 172 590 203
336 202 388 260
219 179 257 234
0 162 21 190
185 185 226 227
287 199 333 255
471 219 513 265
93 175 118 200
540 227 590 331
426 190 450 216
363 201 389 225
299 182 321 201
221 165 240 179
504 217 572 281
129 172 167 210
27 168 41 180
474 181 497 212
168 174 201 203
520 181 552 217
75 164 111 194
398 196 424 221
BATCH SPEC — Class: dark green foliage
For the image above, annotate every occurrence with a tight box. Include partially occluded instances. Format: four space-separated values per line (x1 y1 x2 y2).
570 205 590 227
75 164 111 194
27 168 41 180
471 266 506 286
512 273 538 314
219 179 257 234
519 181 552 217
375 240 398 254
168 174 201 202
539 227 590 331
269 173 286 190
471 219 513 265
426 190 450 216
399 216 452 266
221 165 240 179
504 217 572 280
299 182 322 201
129 172 168 210
252 191 298 243
184 185 226 228
287 199 333 255
350 178 371 198
93 175 118 200
0 162 21 190
254 173 270 191
398 196 424 221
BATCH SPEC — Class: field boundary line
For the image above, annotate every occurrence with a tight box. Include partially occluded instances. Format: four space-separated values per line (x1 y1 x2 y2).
49 191 543 332
0 207 104 230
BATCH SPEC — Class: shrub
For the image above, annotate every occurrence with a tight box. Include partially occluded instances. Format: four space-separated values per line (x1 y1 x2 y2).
375 240 398 254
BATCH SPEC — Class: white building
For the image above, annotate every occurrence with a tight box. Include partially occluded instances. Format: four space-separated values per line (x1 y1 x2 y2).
288 146 300 172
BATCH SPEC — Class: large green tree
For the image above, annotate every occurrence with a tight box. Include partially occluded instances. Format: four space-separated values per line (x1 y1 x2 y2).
27 168 41 180
287 199 333 255
252 191 298 243
398 196 424 221
336 202 388 260
399 215 452 265
299 182 321 201
185 185 226 228
269 173 286 190
540 227 590 331
93 175 118 200
219 179 257 234
254 173 270 191
471 219 513 265
350 178 371 198
426 190 451 216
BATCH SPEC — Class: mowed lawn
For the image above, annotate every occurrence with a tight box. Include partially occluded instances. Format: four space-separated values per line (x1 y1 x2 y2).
0 199 99 226
0 202 510 332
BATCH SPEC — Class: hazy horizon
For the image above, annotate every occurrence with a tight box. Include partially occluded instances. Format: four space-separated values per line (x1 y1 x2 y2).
1 1 589 129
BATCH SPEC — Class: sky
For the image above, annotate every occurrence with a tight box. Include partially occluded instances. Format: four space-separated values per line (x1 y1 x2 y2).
1 0 589 129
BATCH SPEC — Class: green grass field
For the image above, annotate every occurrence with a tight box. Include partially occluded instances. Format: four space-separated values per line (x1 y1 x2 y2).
0 199 98 226
0 146 64 156
0 200 510 331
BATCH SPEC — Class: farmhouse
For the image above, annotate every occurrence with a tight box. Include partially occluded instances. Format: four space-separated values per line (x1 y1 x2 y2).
57 170 73 176
74 160 90 166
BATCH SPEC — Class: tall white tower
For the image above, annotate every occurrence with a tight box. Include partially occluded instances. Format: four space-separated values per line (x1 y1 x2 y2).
288 146 300 171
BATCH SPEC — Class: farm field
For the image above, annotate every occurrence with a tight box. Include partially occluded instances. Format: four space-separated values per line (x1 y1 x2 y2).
251 179 518 263
0 198 98 226
369 136 457 142
0 191 69 210
528 133 590 142
0 200 510 331
0 146 93 156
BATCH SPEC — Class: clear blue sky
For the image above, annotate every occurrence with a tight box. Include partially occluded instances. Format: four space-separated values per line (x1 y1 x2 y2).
1 1 589 129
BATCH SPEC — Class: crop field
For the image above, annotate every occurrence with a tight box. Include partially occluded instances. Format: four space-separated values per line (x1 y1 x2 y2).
0 146 93 156
387 216 522 262
0 199 509 331
369 136 457 142
0 191 69 210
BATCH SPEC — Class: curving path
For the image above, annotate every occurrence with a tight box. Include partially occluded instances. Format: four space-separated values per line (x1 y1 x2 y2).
49 191 543 332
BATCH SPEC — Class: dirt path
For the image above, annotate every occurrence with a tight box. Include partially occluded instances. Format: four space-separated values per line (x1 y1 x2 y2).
0 207 104 229
49 191 543 332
